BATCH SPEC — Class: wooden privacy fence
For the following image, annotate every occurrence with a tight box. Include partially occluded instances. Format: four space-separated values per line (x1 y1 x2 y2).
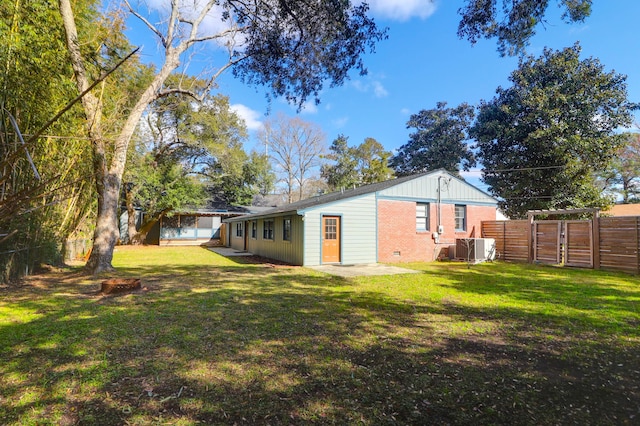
533 221 562 265
482 216 640 274
599 216 640 274
564 220 593 268
481 220 530 262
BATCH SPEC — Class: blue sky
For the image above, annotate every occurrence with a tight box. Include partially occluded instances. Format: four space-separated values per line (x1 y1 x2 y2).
124 1 640 190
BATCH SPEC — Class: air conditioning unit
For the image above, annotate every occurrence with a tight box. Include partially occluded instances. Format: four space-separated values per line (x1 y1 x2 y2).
455 238 496 263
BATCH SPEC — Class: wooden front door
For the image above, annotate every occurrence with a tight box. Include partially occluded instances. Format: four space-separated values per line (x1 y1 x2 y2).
322 216 341 263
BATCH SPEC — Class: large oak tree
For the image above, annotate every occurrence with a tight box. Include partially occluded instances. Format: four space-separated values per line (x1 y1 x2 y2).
322 135 393 190
458 0 593 56
59 0 385 273
0 0 145 280
471 44 635 219
391 102 476 177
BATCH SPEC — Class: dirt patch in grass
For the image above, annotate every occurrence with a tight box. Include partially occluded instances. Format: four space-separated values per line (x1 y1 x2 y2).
230 254 299 268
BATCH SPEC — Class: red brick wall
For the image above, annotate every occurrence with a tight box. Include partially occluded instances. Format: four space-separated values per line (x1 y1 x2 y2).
377 200 497 263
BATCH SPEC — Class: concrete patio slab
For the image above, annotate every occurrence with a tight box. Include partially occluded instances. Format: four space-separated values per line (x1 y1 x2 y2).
209 247 419 277
308 263 420 278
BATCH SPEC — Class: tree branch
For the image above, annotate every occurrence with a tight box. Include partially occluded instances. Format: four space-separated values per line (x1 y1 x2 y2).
123 0 167 47
25 47 140 146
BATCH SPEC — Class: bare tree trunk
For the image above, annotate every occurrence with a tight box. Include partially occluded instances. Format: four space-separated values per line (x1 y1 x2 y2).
85 175 121 271
60 0 115 273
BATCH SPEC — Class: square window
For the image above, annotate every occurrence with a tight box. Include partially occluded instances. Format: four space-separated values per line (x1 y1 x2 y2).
197 216 213 229
324 218 337 240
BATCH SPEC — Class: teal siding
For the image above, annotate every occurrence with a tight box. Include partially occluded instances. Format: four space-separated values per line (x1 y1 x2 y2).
378 171 496 206
302 194 377 266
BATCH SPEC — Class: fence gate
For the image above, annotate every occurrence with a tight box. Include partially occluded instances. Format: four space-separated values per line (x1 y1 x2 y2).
533 221 562 264
533 220 593 268
564 220 593 268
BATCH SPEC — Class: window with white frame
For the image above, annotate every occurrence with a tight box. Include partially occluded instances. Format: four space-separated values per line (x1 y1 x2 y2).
455 205 466 231
263 220 274 240
235 222 243 237
416 203 429 231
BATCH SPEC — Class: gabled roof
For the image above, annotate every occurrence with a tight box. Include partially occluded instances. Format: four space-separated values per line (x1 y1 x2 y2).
226 169 496 222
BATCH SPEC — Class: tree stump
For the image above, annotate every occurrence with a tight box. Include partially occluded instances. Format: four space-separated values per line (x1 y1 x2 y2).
101 278 141 294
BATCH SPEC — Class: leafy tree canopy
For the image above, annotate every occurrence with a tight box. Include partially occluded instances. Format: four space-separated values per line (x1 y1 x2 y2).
321 135 360 190
0 0 149 279
600 132 640 203
458 0 592 56
390 102 476 177
322 135 393 190
206 147 275 206
59 0 386 273
357 137 395 184
124 80 251 239
471 44 636 219
231 1 387 108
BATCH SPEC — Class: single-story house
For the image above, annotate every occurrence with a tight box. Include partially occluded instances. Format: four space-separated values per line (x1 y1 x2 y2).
158 209 241 246
120 205 268 246
224 169 498 265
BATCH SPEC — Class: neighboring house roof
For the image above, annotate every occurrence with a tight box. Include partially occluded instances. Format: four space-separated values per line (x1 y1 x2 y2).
171 201 278 216
226 169 497 222
172 209 246 216
603 203 640 217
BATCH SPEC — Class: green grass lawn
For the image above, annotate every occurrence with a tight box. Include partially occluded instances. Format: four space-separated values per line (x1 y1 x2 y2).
1 246 639 425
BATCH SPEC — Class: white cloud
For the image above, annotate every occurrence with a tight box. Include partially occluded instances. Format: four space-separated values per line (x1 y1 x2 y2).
459 168 483 179
351 80 366 93
299 100 319 114
373 81 389 98
569 24 590 35
350 78 389 98
366 0 438 21
230 104 263 131
332 117 349 128
400 108 411 115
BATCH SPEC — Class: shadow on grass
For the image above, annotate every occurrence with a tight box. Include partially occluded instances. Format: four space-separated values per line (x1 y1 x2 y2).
0 255 638 425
